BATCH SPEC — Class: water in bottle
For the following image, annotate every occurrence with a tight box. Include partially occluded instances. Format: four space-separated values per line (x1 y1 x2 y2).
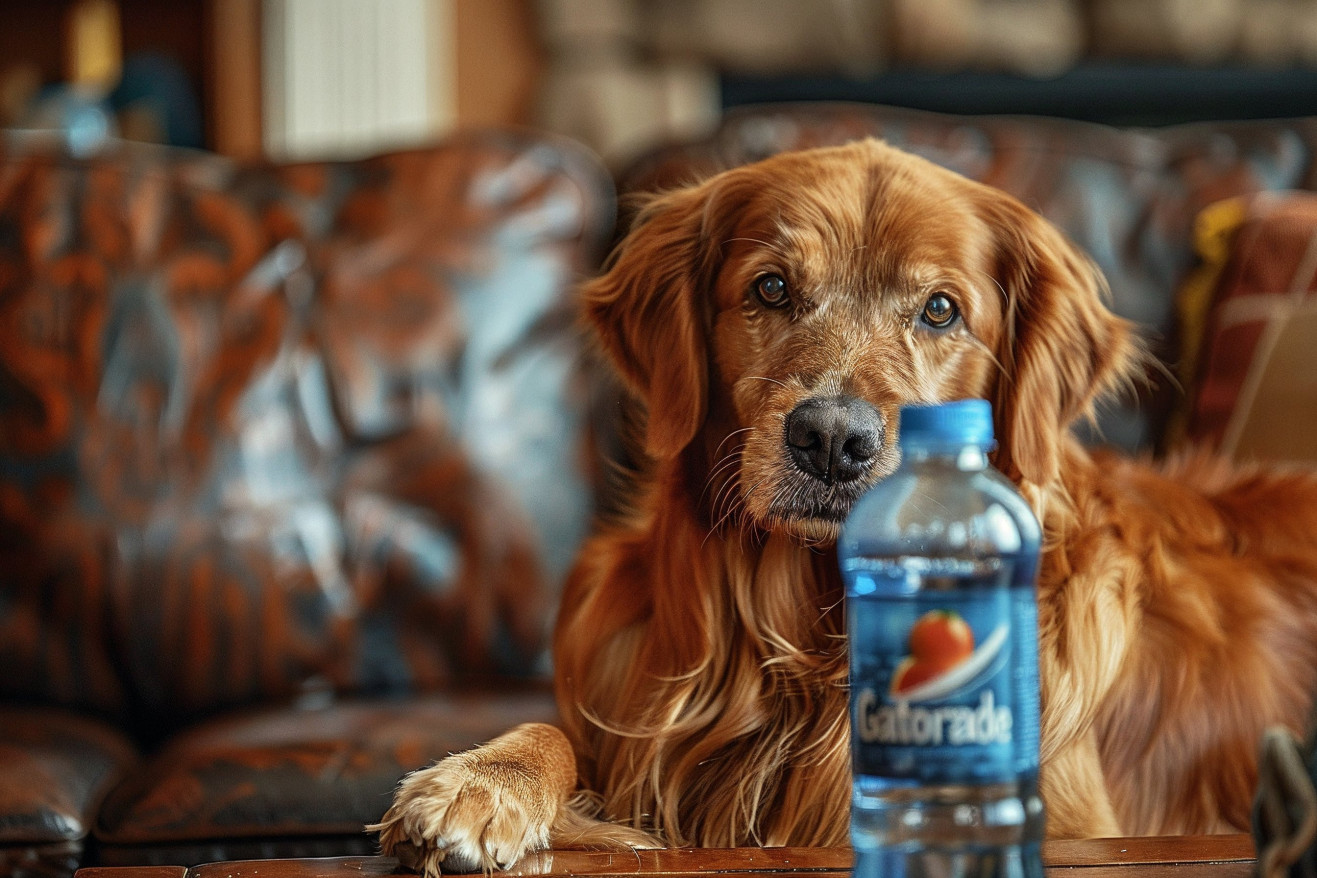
839 399 1045 878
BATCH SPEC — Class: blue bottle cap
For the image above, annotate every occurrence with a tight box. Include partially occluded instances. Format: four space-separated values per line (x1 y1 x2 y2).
899 399 995 448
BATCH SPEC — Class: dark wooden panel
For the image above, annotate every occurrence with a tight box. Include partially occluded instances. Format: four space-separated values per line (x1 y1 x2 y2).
1044 834 1255 867
75 837 1261 878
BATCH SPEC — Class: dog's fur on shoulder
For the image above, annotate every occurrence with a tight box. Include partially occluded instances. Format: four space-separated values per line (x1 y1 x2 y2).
372 139 1317 874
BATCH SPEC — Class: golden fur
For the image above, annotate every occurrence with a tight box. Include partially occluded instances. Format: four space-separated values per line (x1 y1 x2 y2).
373 139 1317 873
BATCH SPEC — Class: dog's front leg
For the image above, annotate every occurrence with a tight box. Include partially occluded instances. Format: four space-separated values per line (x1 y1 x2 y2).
370 722 576 875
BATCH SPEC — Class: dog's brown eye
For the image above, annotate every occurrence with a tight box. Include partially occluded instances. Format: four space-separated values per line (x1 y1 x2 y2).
754 274 790 308
921 293 959 328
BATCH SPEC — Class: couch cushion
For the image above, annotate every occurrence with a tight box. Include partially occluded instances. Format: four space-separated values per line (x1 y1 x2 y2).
0 131 615 734
92 688 557 866
1176 192 1317 463
618 102 1317 453
0 707 136 876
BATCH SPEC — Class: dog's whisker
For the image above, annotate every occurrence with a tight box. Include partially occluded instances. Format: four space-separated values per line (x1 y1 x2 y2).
708 479 759 546
702 453 745 508
990 275 1022 357
717 476 772 550
706 447 747 485
720 235 775 251
701 430 754 512
707 482 737 523
711 484 743 533
706 452 750 516
707 496 741 545
712 427 755 460
968 330 1011 388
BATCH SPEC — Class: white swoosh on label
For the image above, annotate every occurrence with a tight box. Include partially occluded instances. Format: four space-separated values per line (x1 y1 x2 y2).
898 624 1009 703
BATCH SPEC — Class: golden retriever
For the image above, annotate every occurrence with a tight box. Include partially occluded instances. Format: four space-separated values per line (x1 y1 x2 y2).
371 139 1317 874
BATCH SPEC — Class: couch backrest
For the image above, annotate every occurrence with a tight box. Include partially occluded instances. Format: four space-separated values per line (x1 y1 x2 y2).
0 130 615 736
619 102 1317 453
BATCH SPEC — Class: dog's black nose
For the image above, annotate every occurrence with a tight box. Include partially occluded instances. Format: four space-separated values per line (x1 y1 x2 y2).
784 397 883 484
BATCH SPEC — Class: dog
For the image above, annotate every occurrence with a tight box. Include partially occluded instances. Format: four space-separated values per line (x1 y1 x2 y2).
371 138 1317 874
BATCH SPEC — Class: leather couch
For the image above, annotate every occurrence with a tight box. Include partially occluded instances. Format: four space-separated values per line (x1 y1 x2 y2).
0 128 614 874
4 102 1317 876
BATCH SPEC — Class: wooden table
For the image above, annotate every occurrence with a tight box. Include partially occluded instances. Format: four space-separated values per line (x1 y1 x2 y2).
74 835 1257 878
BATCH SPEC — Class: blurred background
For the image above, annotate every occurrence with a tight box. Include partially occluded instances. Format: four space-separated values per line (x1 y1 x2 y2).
4 5 1317 872
3 0 1317 170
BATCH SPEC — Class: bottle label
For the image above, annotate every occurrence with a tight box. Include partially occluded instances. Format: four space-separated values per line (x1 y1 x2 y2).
849 581 1040 784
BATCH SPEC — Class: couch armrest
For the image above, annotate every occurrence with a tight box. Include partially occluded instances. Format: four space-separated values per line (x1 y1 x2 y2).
0 707 137 874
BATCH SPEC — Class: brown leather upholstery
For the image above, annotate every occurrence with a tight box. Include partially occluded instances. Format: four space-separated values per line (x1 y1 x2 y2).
92 689 558 866
0 130 612 725
0 128 614 871
0 708 136 878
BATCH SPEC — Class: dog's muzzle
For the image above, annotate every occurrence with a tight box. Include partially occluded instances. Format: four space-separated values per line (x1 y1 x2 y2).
784 396 883 486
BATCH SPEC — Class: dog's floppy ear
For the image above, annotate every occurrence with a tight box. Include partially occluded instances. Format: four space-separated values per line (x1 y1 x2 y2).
978 190 1140 489
582 182 726 460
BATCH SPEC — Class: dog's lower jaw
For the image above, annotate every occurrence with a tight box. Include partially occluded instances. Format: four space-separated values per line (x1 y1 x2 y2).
765 512 843 545
754 477 872 544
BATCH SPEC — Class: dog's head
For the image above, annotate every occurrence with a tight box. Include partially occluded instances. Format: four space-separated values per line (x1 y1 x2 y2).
585 139 1138 542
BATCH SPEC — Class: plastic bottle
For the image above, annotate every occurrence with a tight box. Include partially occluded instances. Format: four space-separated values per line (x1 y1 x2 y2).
839 399 1045 878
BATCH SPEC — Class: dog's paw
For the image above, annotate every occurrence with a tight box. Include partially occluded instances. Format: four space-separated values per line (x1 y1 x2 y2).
369 723 576 876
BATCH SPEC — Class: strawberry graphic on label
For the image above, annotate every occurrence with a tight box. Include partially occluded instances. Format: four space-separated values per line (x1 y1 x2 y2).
891 610 975 695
